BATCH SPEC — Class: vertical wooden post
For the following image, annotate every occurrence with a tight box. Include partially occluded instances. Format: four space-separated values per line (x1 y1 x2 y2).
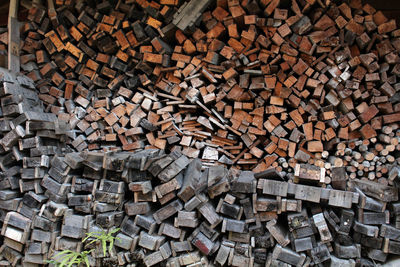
8 0 20 72
47 0 58 27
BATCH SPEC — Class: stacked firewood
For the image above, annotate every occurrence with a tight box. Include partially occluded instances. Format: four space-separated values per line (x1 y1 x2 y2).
5 0 400 264
0 67 72 265
1 67 400 266
40 149 368 267
17 0 400 174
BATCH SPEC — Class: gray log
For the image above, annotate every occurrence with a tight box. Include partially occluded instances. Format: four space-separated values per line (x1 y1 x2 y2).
353 221 379 237
266 219 290 247
353 179 398 202
158 155 190 182
334 242 361 259
294 237 313 252
178 158 203 202
153 199 183 224
198 202 222 228
272 244 306 266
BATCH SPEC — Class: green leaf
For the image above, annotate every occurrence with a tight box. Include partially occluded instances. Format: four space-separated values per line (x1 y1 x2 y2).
87 231 102 235
55 250 73 256
109 238 114 255
60 253 74 267
109 228 120 234
84 231 102 241
76 257 83 265
87 239 97 245
102 239 107 256
67 255 78 267
84 255 90 267
49 248 96 267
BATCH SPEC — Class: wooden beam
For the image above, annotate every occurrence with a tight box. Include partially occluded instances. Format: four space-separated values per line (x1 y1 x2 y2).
8 0 19 72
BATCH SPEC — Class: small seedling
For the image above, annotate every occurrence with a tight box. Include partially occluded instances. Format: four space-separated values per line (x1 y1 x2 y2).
47 249 92 267
83 227 120 257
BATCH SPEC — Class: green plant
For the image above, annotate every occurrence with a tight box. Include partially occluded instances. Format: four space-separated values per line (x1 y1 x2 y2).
83 228 120 257
48 227 120 266
47 249 92 267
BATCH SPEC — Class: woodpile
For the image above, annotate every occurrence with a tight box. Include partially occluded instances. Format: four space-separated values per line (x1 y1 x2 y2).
0 66 398 266
18 0 400 175
2 0 400 265
0 67 72 266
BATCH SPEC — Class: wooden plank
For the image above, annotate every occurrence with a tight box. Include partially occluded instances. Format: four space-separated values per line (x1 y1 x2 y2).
8 0 19 72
